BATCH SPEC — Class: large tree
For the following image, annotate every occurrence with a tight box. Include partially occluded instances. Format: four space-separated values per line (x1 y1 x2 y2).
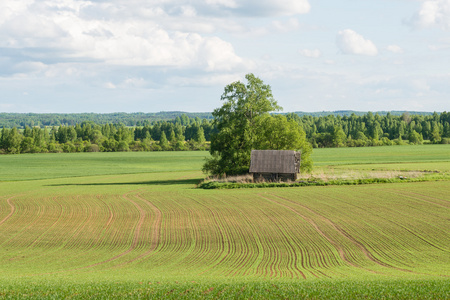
203 73 312 176
254 114 313 171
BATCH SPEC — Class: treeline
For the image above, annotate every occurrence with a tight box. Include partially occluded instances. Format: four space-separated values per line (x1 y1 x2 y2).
0 112 213 128
0 111 434 129
287 111 450 147
0 118 214 154
290 110 434 117
1 112 449 154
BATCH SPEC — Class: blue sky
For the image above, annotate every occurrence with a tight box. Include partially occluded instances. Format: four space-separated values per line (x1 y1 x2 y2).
1 0 449 113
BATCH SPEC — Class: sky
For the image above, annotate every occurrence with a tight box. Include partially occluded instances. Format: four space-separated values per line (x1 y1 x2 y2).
1 0 449 113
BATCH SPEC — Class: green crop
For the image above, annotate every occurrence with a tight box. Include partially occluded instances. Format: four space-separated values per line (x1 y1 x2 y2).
0 145 449 298
0 151 209 182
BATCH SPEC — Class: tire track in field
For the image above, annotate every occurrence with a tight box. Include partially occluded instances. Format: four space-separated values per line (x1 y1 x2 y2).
0 197 16 226
116 192 162 266
258 194 366 273
98 196 115 231
266 194 415 274
136 193 162 253
129 171 196 262
77 190 147 269
121 172 195 266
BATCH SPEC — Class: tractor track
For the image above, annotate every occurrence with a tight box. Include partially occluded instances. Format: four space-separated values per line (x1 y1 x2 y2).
115 192 162 266
0 196 16 226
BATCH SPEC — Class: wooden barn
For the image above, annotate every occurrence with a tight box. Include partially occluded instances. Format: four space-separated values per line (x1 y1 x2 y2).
249 150 301 182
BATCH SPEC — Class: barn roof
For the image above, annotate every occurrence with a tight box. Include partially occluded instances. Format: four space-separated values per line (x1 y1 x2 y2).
249 150 300 174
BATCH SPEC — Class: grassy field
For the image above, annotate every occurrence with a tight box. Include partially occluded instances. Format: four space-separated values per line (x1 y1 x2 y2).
0 145 449 298
0 151 208 182
1 145 448 182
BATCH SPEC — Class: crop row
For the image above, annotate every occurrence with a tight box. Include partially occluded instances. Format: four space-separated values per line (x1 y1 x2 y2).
272 183 450 275
0 181 448 279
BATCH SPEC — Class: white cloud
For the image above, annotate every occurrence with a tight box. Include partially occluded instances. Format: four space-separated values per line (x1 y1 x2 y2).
299 48 322 58
0 0 313 75
117 0 310 18
104 82 116 89
231 17 304 38
271 18 301 32
204 0 238 9
119 77 147 89
245 0 311 17
195 36 245 71
168 73 241 87
336 29 378 56
179 5 197 17
411 79 431 91
386 45 404 54
200 0 310 17
0 103 15 110
0 0 33 25
13 61 48 73
0 0 246 72
411 0 450 30
429 44 450 50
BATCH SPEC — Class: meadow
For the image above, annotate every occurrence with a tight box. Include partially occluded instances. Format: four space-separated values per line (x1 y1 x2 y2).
0 145 449 299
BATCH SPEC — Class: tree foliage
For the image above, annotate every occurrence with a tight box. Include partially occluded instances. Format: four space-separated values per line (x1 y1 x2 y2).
203 74 312 176
254 115 313 171
1 106 449 155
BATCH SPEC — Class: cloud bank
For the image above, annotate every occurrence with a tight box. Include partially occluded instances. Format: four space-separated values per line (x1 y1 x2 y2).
336 29 378 56
1 0 449 114
411 0 450 30
299 49 322 58
0 0 261 71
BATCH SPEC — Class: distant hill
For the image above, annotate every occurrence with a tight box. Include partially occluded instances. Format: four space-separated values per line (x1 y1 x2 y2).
0 110 440 128
290 111 437 117
0 112 213 128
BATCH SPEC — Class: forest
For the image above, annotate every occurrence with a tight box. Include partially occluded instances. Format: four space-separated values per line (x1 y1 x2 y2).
0 112 213 128
0 111 449 154
0 111 434 128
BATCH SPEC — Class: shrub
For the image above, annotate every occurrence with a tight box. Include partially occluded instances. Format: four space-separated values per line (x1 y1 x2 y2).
117 141 130 152
48 143 62 153
86 144 100 152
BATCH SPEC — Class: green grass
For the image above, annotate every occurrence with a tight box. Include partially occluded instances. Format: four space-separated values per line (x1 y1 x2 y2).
199 174 450 189
0 151 209 181
1 277 448 299
311 144 450 166
310 145 450 176
1 144 448 182
0 145 449 298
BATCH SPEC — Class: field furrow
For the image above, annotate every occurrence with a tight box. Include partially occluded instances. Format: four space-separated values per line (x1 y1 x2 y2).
80 191 147 268
118 193 162 265
0 150 449 293
269 190 418 273
261 194 361 270
0 197 16 226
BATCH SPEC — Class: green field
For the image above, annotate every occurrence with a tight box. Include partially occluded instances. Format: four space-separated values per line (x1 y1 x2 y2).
0 145 449 299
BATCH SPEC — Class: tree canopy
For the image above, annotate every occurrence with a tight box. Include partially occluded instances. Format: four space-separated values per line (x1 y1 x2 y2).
203 74 312 176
